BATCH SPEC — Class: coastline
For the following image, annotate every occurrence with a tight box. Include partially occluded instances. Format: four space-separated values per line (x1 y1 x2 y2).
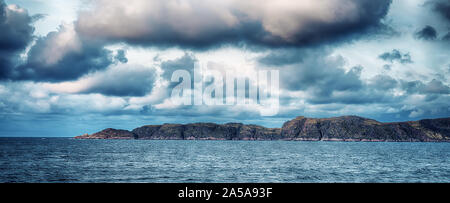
75 116 450 142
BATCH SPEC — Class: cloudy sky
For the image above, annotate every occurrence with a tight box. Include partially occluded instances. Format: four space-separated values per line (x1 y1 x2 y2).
0 0 449 137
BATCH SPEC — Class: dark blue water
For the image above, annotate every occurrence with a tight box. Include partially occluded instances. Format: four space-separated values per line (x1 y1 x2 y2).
0 138 449 183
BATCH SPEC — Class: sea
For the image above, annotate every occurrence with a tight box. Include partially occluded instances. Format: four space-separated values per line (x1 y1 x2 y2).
0 137 449 183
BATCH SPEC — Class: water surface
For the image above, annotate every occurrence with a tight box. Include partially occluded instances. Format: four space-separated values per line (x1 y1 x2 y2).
0 138 449 182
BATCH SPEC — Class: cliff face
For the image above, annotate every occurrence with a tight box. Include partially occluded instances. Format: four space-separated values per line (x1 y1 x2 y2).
131 123 281 140
281 116 450 142
76 123 281 140
76 128 136 139
75 116 450 142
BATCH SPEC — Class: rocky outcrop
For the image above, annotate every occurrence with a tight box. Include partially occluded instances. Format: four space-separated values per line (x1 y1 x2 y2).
75 128 136 139
76 123 281 140
131 122 281 140
281 116 450 142
75 116 450 142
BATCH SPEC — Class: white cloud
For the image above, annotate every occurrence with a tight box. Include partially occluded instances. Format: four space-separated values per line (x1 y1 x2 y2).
409 109 425 118
38 23 81 65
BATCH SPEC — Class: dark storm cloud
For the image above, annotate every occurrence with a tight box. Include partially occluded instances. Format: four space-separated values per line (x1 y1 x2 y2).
428 0 450 23
259 48 361 92
79 65 157 97
14 41 113 82
257 48 308 66
443 32 450 41
1 0 394 84
258 47 449 106
370 74 398 90
418 79 450 94
426 0 450 41
415 25 438 40
259 48 372 104
0 0 115 83
0 1 114 83
0 52 14 79
303 71 403 105
305 74 450 105
10 24 114 82
401 79 450 94
75 0 392 49
378 49 413 64
160 53 196 81
0 0 37 79
0 1 35 51
159 53 197 99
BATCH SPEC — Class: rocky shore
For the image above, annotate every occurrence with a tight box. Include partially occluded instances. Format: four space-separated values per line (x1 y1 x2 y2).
75 116 450 142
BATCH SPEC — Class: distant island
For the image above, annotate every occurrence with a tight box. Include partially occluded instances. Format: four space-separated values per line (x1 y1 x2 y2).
75 116 450 142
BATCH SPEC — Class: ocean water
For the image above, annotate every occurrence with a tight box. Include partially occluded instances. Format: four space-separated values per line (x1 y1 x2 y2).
0 137 449 183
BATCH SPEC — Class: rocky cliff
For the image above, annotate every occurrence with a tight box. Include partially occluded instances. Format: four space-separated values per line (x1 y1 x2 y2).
76 128 137 139
281 116 450 142
75 116 450 142
76 123 281 140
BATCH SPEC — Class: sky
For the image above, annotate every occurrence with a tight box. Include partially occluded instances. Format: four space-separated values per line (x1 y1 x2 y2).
0 0 449 137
